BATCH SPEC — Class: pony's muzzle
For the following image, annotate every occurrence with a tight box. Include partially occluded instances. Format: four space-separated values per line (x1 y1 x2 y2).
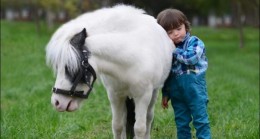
51 93 80 112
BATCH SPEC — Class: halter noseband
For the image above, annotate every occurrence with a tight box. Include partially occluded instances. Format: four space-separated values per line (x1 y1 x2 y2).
52 48 96 99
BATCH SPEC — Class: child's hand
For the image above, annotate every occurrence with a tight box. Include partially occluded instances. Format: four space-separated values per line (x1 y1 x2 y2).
161 96 169 109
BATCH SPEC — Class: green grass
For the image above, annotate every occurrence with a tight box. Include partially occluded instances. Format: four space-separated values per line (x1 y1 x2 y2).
1 21 259 139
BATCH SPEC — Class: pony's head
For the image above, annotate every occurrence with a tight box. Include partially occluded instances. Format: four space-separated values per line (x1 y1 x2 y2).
46 28 96 112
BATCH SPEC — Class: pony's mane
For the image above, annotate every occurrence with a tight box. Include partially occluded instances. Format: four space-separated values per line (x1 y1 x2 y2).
46 25 81 74
46 5 146 74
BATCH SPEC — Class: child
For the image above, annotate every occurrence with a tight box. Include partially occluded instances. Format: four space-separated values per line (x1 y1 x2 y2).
157 9 211 139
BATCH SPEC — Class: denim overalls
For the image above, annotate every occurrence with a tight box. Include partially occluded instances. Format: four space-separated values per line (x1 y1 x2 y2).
169 72 211 139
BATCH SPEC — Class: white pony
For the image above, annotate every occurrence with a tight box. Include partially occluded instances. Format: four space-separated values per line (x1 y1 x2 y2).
46 5 174 139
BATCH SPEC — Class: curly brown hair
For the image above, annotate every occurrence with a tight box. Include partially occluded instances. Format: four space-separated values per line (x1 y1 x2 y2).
157 9 191 32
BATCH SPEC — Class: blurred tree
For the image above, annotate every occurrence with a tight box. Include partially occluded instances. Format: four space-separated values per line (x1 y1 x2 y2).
230 0 259 48
1 0 23 10
64 0 78 18
1 0 258 29
1 0 26 19
77 0 91 13
64 0 91 18
108 0 232 25
232 0 244 48
1 0 42 34
39 0 61 29
29 0 42 36
37 0 91 29
232 0 259 27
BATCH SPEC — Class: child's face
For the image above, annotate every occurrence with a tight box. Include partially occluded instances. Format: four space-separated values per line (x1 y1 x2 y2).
167 24 186 44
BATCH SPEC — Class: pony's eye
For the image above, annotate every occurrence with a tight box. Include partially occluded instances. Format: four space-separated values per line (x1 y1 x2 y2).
65 66 85 83
65 66 76 82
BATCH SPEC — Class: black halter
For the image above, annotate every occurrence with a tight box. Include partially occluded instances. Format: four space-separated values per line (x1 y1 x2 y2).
52 48 96 99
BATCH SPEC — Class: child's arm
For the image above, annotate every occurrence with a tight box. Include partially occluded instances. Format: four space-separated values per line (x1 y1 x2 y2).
174 36 205 65
161 74 171 109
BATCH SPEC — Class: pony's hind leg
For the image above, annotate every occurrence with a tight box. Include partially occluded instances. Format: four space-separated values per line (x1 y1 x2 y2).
145 89 159 139
108 93 127 139
133 87 153 139
126 97 135 138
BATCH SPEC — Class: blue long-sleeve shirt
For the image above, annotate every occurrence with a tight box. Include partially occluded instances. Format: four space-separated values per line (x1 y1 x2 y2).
172 32 208 75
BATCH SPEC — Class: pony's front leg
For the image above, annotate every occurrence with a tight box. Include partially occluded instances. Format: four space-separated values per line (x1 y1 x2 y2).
134 89 153 139
108 93 127 139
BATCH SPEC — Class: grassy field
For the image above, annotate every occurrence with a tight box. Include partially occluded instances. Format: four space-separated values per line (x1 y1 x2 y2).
1 20 259 139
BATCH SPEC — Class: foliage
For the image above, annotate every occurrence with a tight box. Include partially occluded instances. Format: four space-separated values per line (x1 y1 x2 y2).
1 21 259 139
38 0 60 10
1 0 259 27
109 0 231 16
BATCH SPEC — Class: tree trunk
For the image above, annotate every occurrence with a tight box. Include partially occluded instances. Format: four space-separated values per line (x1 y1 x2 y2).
31 6 41 36
46 8 55 30
236 1 244 48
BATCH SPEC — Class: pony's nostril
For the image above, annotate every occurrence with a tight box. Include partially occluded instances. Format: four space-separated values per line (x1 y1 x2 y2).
55 100 59 106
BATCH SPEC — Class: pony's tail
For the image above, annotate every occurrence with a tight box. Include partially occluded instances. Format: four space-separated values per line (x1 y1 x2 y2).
126 97 135 139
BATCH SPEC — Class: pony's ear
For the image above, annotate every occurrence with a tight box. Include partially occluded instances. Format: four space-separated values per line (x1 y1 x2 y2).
70 28 87 49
